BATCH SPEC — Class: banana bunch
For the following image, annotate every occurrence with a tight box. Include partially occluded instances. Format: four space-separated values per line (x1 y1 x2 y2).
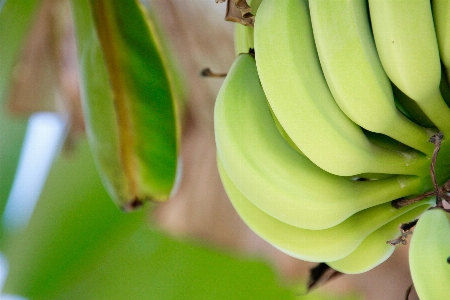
215 0 450 275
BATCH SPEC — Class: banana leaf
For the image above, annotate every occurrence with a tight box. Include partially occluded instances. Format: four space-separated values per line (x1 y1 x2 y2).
70 0 179 210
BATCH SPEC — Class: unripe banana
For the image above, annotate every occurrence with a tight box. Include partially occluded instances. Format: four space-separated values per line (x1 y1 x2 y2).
369 0 450 137
218 158 431 263
328 207 428 274
254 0 429 176
215 53 429 230
409 208 450 299
308 0 433 155
433 0 450 84
71 0 179 210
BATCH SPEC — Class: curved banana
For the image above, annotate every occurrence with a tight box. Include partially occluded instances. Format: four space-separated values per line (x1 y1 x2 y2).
218 160 431 263
328 206 429 274
215 53 429 230
308 0 432 155
433 0 450 84
254 0 429 176
409 208 450 299
369 0 450 137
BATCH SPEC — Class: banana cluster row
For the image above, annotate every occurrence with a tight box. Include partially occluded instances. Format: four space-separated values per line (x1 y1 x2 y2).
215 0 450 274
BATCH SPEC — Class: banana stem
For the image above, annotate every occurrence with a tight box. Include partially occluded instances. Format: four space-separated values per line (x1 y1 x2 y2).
391 191 435 209
392 132 448 209
405 284 414 300
200 68 227 78
430 133 444 206
386 218 418 246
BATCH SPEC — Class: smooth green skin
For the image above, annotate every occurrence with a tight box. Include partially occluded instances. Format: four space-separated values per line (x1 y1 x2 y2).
369 0 450 137
215 54 430 230
218 159 431 263
71 0 178 209
309 0 433 156
433 0 450 83
409 209 450 300
239 15 304 157
254 0 429 176
328 205 430 274
0 0 41 101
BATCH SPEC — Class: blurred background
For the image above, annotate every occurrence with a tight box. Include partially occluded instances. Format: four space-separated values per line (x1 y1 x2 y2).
0 0 419 299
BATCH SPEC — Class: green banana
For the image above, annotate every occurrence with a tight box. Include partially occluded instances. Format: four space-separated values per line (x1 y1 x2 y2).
369 0 450 137
308 0 433 155
254 0 430 176
218 159 431 263
215 53 429 230
433 0 450 84
409 208 450 299
71 0 179 210
327 207 428 274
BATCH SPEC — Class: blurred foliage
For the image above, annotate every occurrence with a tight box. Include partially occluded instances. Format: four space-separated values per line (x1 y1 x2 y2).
0 0 41 237
1 138 296 299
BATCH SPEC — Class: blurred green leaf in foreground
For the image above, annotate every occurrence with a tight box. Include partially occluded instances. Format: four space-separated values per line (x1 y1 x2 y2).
1 138 298 299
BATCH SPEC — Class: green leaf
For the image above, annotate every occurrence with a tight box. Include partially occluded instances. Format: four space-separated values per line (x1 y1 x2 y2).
70 0 179 210
0 0 42 102
3 138 298 300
